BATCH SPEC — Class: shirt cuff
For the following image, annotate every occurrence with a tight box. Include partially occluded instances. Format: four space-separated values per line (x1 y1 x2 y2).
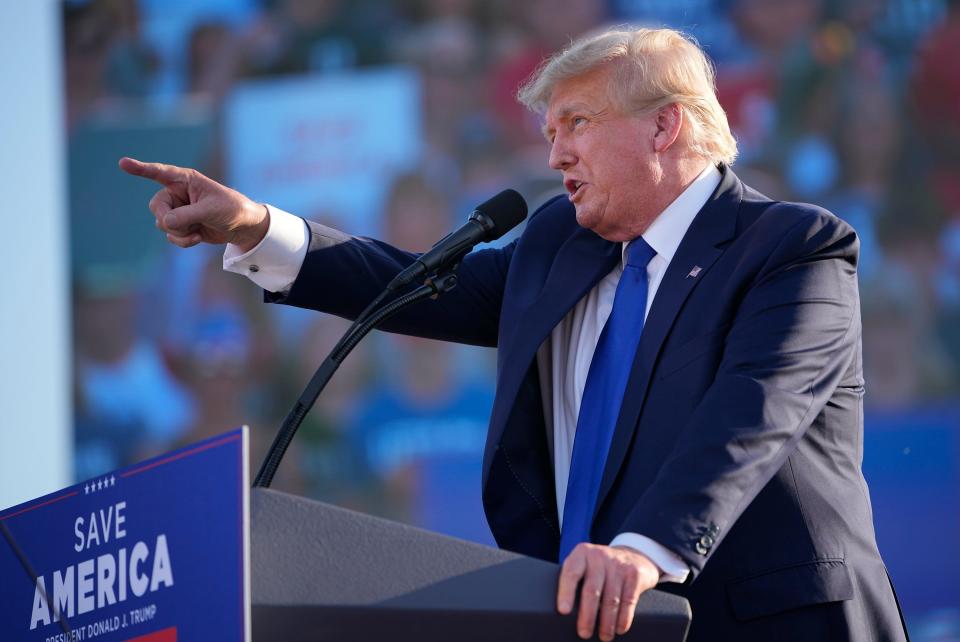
223 204 308 293
609 532 690 584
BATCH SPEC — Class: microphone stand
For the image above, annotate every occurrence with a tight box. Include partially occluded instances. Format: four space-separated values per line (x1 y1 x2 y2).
253 270 460 489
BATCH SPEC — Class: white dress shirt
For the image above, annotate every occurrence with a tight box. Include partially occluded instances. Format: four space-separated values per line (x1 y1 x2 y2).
224 164 723 584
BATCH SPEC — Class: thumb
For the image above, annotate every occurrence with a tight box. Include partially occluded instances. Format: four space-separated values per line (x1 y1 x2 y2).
162 202 209 232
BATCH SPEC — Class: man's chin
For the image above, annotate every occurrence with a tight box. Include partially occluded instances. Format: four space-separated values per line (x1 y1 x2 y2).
577 215 633 243
575 209 614 239
574 207 598 231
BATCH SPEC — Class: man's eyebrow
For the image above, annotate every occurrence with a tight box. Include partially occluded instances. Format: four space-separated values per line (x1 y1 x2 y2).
553 104 591 119
541 103 593 140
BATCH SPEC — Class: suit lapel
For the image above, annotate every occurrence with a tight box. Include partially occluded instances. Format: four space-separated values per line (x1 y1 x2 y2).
595 169 743 514
494 226 620 428
483 225 619 510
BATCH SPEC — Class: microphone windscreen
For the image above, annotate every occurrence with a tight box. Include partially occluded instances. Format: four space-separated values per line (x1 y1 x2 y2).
475 189 528 240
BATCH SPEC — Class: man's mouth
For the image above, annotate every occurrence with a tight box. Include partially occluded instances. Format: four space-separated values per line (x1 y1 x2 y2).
564 179 586 202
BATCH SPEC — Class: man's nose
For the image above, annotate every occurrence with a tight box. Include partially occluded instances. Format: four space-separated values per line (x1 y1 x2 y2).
548 140 575 170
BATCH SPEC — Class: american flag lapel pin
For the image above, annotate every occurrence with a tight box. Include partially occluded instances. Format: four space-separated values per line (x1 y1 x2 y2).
686 265 702 279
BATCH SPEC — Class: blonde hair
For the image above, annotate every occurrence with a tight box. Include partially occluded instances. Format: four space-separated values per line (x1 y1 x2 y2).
517 27 738 166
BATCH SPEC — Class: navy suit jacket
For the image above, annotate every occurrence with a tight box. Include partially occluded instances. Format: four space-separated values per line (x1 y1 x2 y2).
270 167 907 640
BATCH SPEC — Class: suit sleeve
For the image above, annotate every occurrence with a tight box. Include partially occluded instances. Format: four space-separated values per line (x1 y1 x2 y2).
266 220 515 347
620 209 861 578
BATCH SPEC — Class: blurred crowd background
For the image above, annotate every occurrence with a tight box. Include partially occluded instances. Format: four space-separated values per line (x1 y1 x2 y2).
64 0 959 635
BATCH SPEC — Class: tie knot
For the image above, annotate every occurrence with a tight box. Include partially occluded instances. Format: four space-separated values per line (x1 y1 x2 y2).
625 237 656 269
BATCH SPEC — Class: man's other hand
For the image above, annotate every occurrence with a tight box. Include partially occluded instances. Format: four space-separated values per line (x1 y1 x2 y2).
119 157 269 251
557 543 660 641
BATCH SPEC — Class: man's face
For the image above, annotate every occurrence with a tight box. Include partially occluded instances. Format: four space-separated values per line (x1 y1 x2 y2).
544 67 658 241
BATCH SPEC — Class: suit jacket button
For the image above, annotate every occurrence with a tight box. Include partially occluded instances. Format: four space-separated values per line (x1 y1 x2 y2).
707 524 719 536
695 541 708 555
699 534 715 548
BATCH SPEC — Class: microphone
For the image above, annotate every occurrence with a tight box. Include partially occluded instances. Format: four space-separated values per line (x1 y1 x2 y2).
255 189 527 488
256 189 525 487
386 189 528 292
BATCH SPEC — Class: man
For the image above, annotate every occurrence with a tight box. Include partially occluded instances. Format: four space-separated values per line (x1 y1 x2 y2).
121 27 907 642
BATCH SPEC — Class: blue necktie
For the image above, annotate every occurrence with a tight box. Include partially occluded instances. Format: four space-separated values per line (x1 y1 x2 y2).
559 237 656 561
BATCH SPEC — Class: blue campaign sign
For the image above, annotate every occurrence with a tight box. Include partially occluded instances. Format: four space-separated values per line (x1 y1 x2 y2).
0 428 250 642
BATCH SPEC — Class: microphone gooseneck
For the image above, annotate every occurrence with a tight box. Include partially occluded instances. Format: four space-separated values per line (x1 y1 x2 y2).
253 190 528 488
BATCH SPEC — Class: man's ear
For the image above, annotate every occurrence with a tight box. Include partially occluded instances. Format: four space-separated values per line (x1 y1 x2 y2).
653 103 683 153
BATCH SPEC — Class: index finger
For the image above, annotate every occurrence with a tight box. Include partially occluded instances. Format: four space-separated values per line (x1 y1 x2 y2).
118 157 189 186
558 548 587 614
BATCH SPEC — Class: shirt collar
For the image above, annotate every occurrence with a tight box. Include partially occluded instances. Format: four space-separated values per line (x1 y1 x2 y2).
621 163 722 266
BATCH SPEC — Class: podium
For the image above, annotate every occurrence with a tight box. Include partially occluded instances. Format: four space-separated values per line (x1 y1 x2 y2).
0 430 690 641
251 488 691 641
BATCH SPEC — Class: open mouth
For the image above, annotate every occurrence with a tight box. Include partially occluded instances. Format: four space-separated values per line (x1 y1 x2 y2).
564 179 585 202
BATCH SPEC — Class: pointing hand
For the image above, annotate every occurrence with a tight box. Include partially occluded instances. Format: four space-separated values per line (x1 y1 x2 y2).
119 157 269 251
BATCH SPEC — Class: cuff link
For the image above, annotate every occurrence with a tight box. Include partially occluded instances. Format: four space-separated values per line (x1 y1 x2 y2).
694 523 720 556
